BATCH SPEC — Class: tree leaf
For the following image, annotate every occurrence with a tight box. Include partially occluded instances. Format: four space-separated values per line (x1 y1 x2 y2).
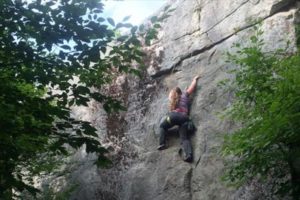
60 45 71 50
122 15 131 22
107 17 115 26
150 16 158 23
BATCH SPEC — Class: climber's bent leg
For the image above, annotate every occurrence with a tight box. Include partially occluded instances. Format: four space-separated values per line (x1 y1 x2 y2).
168 112 189 125
158 116 173 150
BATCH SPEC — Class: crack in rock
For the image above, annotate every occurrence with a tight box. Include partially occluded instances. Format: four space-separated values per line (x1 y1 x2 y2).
174 0 250 42
174 29 201 41
184 168 193 200
200 0 250 37
153 0 297 79
195 133 207 168
208 49 217 64
174 5 202 41
171 0 295 43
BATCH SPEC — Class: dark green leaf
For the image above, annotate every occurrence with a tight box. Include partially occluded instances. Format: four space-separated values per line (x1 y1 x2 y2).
61 45 71 50
107 17 115 26
150 16 158 23
139 24 145 32
122 15 131 22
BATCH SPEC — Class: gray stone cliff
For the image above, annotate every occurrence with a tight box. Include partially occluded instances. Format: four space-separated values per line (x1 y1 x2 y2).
65 0 300 200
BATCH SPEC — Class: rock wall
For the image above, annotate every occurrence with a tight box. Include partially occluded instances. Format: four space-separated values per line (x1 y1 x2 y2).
68 0 300 200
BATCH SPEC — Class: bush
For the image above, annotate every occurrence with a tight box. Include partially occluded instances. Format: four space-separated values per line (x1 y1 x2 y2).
222 26 300 199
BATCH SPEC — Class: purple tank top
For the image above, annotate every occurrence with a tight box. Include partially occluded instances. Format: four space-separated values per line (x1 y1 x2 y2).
175 92 189 114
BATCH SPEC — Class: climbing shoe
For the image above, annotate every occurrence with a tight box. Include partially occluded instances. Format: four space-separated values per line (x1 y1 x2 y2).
157 144 167 150
178 148 182 155
183 154 193 163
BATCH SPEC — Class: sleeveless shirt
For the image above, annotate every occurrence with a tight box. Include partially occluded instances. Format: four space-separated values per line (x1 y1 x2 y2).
174 92 189 115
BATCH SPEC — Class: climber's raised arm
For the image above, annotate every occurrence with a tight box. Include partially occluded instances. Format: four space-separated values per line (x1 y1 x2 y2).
186 75 200 95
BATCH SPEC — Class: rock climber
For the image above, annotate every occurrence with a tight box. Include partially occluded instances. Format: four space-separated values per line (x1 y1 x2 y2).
157 75 200 162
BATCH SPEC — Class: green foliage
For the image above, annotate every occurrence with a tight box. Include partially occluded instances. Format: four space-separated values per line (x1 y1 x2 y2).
143 6 174 46
222 26 300 198
0 0 168 198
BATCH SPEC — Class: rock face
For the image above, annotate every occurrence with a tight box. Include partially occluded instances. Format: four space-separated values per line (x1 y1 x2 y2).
68 0 300 200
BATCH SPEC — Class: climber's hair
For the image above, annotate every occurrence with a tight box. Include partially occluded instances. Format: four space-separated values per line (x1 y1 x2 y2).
169 87 182 111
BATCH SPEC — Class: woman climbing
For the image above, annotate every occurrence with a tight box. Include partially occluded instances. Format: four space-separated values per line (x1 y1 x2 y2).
157 75 200 162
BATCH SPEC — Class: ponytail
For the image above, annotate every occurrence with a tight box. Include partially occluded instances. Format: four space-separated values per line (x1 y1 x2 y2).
169 87 182 111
